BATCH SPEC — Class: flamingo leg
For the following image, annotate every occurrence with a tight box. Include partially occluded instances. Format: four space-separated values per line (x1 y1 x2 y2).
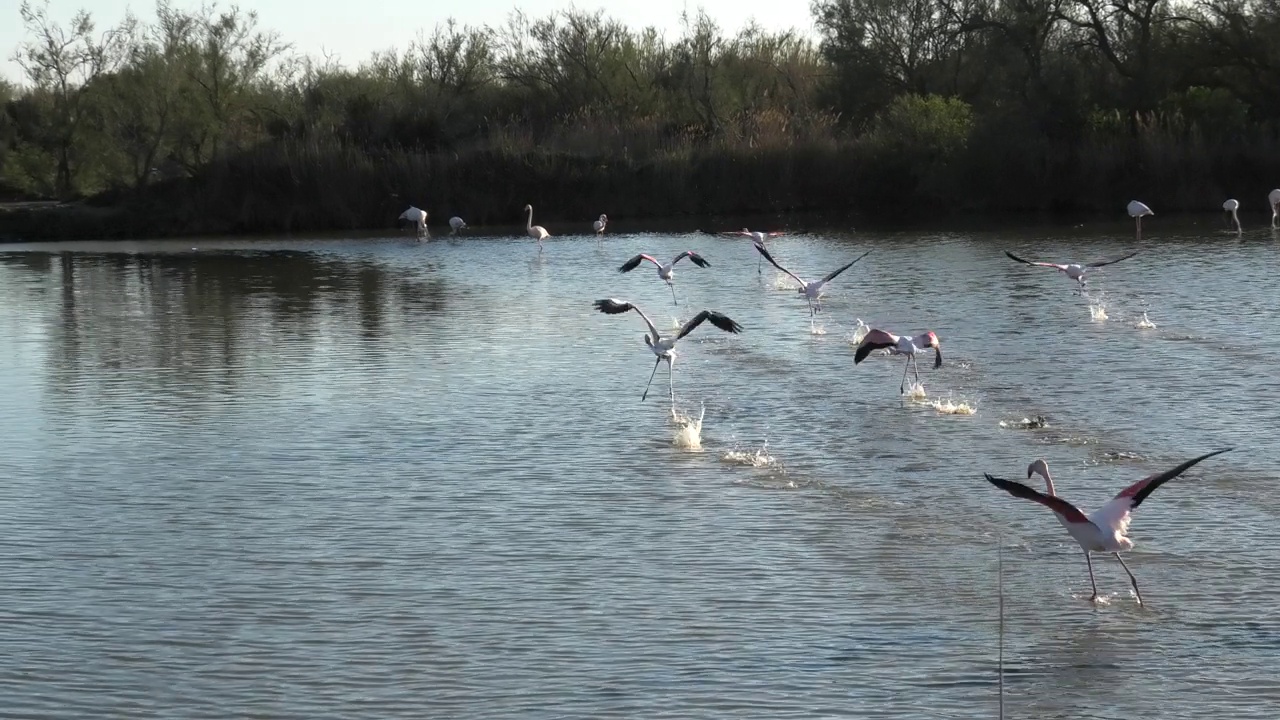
668 359 675 409
1085 552 1099 602
668 282 678 306
912 354 921 384
641 356 662 401
899 357 911 394
807 297 815 317
1114 553 1144 607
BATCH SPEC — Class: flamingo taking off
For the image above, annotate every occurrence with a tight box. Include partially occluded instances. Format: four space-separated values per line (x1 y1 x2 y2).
1222 200 1241 234
449 216 467 235
618 251 711 306
1004 250 1139 291
722 228 785 273
854 328 942 394
524 204 550 251
399 206 428 236
753 243 871 316
1127 201 1153 240
593 214 608 236
1269 189 1280 229
983 448 1232 607
593 298 743 406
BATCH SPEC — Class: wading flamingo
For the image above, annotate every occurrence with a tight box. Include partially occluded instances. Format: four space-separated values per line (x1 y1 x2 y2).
1223 200 1241 234
618 251 711 306
593 298 742 406
754 243 871 316
399 206 428 236
524 204 550 251
983 448 1233 607
1269 189 1280 229
449 216 467 235
1128 201 1153 240
593 214 608 237
1004 250 1139 292
722 228 785 273
854 328 942 394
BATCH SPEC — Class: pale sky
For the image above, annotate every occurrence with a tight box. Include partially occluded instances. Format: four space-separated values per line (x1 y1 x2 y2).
2 0 819 85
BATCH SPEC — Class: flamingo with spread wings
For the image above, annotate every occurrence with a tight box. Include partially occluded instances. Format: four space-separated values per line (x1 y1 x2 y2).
594 298 743 406
721 228 785 273
754 243 871 317
983 448 1233 606
618 251 711 306
854 328 942 394
1004 250 1139 291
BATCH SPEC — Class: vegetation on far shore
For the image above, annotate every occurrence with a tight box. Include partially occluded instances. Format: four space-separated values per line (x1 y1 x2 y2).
1 0 1279 240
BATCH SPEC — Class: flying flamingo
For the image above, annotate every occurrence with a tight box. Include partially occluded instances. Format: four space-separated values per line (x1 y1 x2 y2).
1004 250 1140 292
524 204 550 251
593 214 608 237
1269 189 1280 229
449 216 467 235
753 243 871 316
1218 198 1239 233
618 251 711 306
721 228 785 273
983 448 1233 606
593 298 742 406
399 206 428 236
854 328 942 394
1127 201 1153 240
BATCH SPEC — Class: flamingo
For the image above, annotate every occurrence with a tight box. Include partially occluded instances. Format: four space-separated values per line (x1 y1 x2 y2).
1221 200 1241 234
753 243 871 316
722 228 785 273
593 214 608 237
524 204 550 251
593 298 742 406
854 328 942 394
449 216 467 235
1269 189 1280 229
618 251 710 306
1127 201 1153 240
983 448 1233 606
399 206 428 236
1004 250 1140 292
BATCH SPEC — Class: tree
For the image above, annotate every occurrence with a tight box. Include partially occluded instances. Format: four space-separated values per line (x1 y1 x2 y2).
12 0 134 197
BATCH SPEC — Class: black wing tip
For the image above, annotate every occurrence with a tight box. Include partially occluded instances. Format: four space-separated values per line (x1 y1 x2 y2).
709 311 744 333
593 298 631 313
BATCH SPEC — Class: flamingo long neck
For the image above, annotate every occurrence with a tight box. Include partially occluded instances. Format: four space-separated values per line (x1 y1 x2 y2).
1043 472 1057 497
526 206 534 232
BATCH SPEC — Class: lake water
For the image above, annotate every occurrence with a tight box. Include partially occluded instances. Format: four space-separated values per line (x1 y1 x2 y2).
1 216 1278 719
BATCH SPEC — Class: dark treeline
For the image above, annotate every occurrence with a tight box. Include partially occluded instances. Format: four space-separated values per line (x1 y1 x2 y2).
2 0 1280 238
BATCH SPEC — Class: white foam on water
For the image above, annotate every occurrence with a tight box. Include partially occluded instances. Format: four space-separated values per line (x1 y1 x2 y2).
1135 312 1156 329
671 404 705 450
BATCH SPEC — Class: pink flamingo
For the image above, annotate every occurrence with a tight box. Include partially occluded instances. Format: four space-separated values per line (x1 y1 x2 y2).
854 328 942 394
983 448 1233 606
618 251 710 306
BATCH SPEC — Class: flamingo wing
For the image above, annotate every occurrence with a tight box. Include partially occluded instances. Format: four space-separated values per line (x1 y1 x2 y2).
983 474 1092 525
1004 251 1066 270
673 251 710 268
854 329 899 364
619 254 659 273
1086 250 1140 268
753 242 808 286
594 298 660 343
676 310 743 340
820 249 872 284
1089 448 1233 533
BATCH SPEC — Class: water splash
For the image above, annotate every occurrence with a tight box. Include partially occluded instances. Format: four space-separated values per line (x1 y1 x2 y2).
810 319 827 336
1089 301 1108 322
1135 312 1157 329
671 404 705 450
850 318 870 345
720 442 777 468
999 416 1048 429
926 396 977 415
904 382 928 399
771 273 797 291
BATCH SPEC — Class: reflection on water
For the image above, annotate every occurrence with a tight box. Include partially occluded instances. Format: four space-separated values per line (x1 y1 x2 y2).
0 227 1277 719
